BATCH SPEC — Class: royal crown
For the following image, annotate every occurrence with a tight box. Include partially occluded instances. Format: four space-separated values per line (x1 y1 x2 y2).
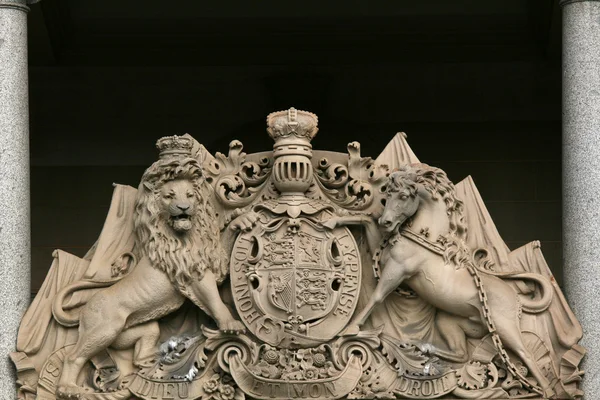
266 108 319 142
156 135 193 158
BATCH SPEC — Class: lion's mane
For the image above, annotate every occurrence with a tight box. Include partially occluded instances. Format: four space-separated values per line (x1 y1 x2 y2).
134 157 228 289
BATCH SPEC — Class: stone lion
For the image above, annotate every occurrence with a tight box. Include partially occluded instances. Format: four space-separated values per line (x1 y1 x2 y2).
54 154 247 399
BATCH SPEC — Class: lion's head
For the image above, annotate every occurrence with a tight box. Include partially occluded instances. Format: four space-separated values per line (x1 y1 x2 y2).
134 156 228 288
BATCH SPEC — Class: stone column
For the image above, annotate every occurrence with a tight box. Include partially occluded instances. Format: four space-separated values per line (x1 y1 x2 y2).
0 0 34 397
561 0 600 397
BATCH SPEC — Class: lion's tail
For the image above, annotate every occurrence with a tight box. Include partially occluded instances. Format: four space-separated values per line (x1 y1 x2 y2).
502 272 554 313
52 279 118 327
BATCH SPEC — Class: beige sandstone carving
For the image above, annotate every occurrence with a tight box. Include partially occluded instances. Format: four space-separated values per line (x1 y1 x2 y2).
10 109 585 400
52 136 247 399
327 165 556 397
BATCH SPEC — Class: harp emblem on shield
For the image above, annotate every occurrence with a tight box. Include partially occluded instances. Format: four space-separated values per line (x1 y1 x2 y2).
268 271 294 313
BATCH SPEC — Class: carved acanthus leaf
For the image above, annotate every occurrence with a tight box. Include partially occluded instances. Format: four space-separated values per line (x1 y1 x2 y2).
204 140 272 210
316 141 389 215
379 335 432 375
456 361 489 390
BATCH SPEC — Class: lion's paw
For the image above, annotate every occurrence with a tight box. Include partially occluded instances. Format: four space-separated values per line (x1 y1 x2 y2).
219 320 246 335
230 212 259 232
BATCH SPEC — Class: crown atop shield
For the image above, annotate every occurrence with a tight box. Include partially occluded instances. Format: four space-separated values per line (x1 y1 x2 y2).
156 135 193 158
266 108 319 142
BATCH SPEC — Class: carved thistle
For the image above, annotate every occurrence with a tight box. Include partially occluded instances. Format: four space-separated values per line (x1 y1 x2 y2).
11 108 585 400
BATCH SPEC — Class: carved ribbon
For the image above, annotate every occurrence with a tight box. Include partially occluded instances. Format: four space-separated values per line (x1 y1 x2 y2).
228 354 363 400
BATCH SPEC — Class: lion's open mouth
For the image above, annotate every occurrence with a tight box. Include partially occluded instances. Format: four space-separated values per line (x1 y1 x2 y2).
170 214 192 232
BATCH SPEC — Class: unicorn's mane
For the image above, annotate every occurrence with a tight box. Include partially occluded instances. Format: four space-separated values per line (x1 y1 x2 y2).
388 164 472 269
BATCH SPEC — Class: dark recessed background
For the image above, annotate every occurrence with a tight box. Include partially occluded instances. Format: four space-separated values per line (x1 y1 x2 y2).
27 0 563 292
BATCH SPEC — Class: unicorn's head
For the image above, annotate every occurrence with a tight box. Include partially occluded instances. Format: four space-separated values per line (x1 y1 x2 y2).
379 164 467 240
379 167 422 234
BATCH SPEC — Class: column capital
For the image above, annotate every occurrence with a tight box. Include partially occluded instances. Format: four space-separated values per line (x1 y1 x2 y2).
0 0 40 13
561 0 600 7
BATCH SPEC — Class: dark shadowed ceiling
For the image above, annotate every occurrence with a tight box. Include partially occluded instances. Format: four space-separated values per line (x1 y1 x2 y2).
26 0 562 162
28 0 561 67
25 0 567 290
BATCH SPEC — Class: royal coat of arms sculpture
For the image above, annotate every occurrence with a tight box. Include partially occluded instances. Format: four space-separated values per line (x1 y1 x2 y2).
11 108 585 400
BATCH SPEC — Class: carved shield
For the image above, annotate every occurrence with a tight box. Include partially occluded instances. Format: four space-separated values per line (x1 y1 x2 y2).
230 214 361 347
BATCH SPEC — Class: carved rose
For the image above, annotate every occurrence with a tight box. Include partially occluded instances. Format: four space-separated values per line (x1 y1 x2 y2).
203 375 220 393
219 384 236 400
303 367 319 380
